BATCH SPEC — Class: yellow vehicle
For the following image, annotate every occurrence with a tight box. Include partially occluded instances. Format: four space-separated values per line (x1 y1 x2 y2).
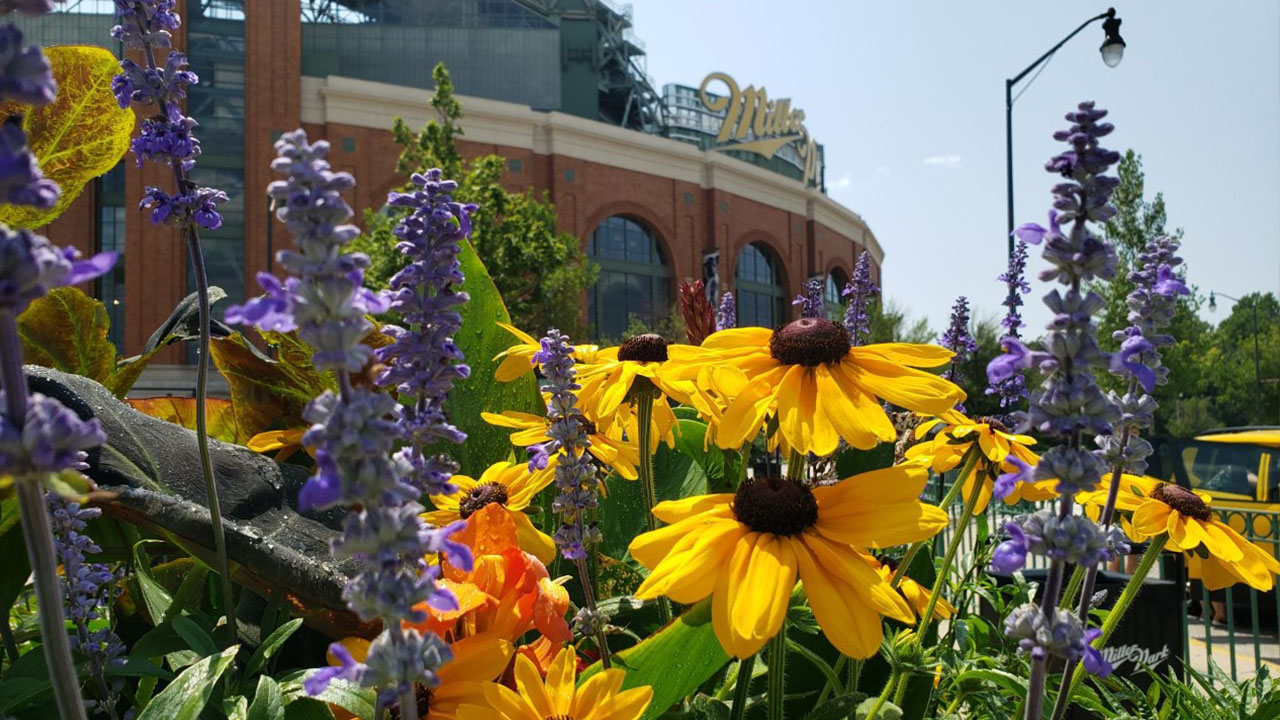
1151 427 1280 561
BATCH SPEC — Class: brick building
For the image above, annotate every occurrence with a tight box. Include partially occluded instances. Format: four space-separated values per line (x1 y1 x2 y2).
19 0 882 366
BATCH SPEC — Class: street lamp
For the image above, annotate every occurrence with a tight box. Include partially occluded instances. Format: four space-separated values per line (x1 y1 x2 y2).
1006 8 1127 259
1209 291 1262 423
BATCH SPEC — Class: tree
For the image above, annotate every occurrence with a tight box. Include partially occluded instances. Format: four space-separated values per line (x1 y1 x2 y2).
1201 292 1280 428
1093 150 1213 435
350 63 596 336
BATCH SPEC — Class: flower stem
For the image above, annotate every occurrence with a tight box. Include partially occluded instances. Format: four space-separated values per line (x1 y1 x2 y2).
766 624 787 720
728 654 755 720
891 446 980 588
574 556 612 669
0 312 87 720
634 382 670 625
1057 535 1167 717
918 456 986 634
1058 565 1085 610
864 668 901 720
185 228 236 644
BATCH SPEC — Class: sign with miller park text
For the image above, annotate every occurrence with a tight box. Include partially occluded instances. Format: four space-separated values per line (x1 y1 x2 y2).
698 72 822 188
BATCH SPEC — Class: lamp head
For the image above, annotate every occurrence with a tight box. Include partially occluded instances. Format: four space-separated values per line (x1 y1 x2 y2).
1100 9 1125 68
1209 292 1217 312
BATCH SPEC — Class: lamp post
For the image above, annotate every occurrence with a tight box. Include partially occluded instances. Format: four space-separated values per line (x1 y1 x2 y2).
1006 8 1126 259
1209 291 1262 423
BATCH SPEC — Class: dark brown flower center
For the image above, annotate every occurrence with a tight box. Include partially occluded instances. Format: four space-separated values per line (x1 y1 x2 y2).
545 715 575 720
578 417 597 436
1150 483 1212 521
458 481 509 519
769 318 850 367
617 333 670 362
732 477 819 536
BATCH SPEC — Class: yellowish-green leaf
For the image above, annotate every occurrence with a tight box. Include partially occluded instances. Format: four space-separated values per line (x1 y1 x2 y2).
16 286 116 384
0 45 135 228
125 396 241 444
209 333 322 441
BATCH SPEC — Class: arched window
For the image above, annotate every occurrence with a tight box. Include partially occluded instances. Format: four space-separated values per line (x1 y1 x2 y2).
824 269 848 323
736 243 786 328
587 216 670 341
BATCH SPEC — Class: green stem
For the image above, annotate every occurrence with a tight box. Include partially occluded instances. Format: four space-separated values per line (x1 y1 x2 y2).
767 625 787 720
574 556 612 669
848 659 862 698
1060 535 1167 711
634 382 671 626
815 655 847 707
787 639 841 697
1058 565 1085 610
918 458 986 634
728 654 756 720
891 446 980 588
864 668 901 720
891 671 909 706
786 449 806 483
944 692 967 716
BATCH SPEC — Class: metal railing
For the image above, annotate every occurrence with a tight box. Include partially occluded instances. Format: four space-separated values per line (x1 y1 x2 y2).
923 474 1280 683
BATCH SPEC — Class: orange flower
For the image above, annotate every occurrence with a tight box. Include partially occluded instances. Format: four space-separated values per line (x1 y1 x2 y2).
411 504 571 647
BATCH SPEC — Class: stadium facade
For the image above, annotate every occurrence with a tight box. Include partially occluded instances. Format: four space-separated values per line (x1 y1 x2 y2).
19 0 882 362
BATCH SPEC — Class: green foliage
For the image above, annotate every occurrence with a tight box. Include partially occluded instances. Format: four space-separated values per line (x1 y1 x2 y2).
135 646 238 720
867 300 934 344
349 62 596 337
0 45 133 229
1085 663 1280 720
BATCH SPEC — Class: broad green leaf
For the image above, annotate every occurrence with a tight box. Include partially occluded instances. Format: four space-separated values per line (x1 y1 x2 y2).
282 699 337 720
855 697 903 720
137 645 238 720
104 655 173 680
16 286 116 384
0 45 134 228
426 238 542 476
598 439 707 560
170 614 218 658
834 442 895 479
226 695 250 720
247 676 286 720
243 618 303 679
579 600 730 720
671 418 740 493
125 396 241 444
281 673 374 720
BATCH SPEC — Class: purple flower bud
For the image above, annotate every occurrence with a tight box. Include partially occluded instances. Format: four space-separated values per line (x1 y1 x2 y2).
991 522 1028 573
1081 628 1112 677
842 250 878 345
0 118 57 208
993 455 1035 500
0 24 55 105
793 277 823 318
716 291 736 331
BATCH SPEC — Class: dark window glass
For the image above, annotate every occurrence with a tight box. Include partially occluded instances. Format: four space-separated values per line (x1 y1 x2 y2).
736 244 785 328
825 270 847 322
587 217 669 341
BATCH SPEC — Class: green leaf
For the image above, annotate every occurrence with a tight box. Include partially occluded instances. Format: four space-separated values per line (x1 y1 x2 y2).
104 655 174 680
247 676 286 720
282 673 374 720
107 288 227 397
209 332 330 440
854 697 902 720
0 45 134 228
598 438 707 560
170 614 218 658
243 618 303 679
225 695 250 720
805 693 868 720
136 645 238 720
0 498 31 622
671 419 739 493
16 286 116 384
132 540 173 624
282 698 336 720
579 600 730 720
834 443 895 479
130 622 189 659
427 238 542 477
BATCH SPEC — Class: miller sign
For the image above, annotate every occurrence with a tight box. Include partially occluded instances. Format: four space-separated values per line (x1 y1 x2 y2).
697 72 821 188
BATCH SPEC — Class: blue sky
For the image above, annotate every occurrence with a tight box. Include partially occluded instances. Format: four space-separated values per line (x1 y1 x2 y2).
631 1 1280 335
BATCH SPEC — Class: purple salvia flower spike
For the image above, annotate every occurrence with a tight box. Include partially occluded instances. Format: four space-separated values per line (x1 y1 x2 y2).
716 291 735 331
842 250 878 346
792 277 823 318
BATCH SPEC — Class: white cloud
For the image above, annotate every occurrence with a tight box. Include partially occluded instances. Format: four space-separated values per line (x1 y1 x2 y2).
923 154 962 167
836 176 851 188
875 165 891 176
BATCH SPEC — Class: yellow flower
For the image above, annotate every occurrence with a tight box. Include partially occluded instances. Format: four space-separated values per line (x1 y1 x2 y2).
492 322 601 382
424 461 556 564
1080 476 1280 591
456 646 653 720
904 410 1055 513
481 409 640 480
327 633 513 720
866 555 954 620
575 334 683 449
659 321 965 455
629 464 947 659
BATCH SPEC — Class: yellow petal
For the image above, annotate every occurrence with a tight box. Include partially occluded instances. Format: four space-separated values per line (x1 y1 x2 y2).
793 538 886 659
510 510 557 565
730 536 797 646
634 520 745 604
513 652 554 719
545 646 577 716
854 342 955 367
650 494 735 524
437 633 513 686
1130 500 1172 538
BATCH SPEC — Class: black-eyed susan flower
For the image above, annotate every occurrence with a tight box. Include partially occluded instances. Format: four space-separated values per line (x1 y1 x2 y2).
629 464 946 659
424 461 555 563
481 409 640 480
456 645 652 720
574 333 684 448
492 322 601 382
1082 477 1280 591
868 555 954 620
660 320 965 455
904 410 1056 513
